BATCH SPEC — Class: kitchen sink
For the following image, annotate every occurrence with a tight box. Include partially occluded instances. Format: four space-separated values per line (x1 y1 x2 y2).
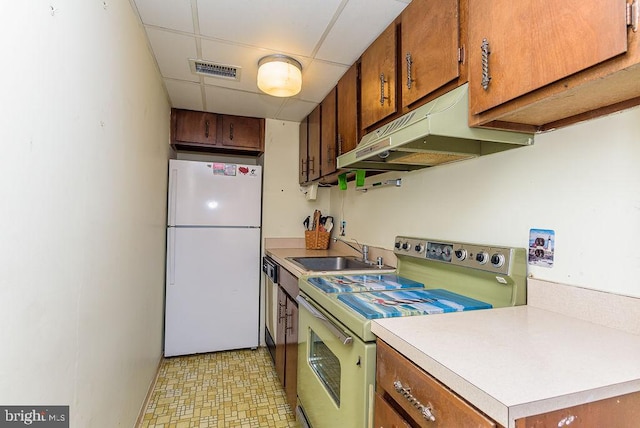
286 256 393 272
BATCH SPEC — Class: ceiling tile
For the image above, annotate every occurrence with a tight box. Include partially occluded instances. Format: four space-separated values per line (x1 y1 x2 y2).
316 0 410 64
196 0 344 57
298 61 349 103
165 80 203 111
134 0 194 33
204 86 285 119
277 99 319 122
146 28 199 82
133 0 410 122
199 39 311 94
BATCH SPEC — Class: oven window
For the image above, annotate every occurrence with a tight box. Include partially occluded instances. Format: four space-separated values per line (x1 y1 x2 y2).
309 329 341 406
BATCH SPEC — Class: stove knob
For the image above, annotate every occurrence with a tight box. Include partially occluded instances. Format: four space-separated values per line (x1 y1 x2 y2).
476 251 488 264
395 241 401 249
414 244 425 253
454 249 467 261
401 242 410 251
491 253 505 268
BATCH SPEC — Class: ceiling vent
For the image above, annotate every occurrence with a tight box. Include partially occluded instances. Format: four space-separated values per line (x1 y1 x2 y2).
188 59 241 81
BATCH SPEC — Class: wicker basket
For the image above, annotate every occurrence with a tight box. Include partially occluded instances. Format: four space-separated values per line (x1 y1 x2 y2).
305 229 330 250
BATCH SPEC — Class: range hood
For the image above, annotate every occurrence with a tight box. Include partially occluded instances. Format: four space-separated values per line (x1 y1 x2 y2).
337 83 534 171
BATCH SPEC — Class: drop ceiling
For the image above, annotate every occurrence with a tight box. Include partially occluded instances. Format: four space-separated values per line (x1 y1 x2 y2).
131 0 411 123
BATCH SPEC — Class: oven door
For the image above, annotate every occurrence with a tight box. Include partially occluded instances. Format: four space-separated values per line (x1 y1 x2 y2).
296 293 376 428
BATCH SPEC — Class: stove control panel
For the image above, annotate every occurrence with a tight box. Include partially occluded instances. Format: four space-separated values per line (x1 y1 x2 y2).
393 236 514 275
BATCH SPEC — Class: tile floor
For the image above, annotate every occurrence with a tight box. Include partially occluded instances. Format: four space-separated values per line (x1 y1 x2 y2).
139 347 298 428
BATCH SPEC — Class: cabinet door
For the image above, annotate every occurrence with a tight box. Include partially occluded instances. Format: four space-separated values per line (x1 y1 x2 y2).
219 115 264 151
401 0 459 108
361 22 397 130
173 109 217 145
321 88 337 177
337 63 359 154
307 105 321 182
514 390 640 428
299 118 309 185
284 298 298 410
275 287 287 386
468 0 628 115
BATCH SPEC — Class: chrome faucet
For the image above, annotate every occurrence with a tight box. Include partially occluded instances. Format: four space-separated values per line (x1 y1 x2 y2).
333 237 372 264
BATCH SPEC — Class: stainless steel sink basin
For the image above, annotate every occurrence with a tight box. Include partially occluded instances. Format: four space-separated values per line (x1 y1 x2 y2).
286 256 393 272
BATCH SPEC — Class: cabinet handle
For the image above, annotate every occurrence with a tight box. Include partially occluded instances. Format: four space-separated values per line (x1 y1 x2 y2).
300 158 307 175
481 38 491 90
327 146 334 165
393 380 436 422
278 301 286 322
379 73 388 106
338 134 343 155
406 52 413 90
557 415 577 426
285 310 294 333
309 157 315 174
229 123 234 140
205 120 210 138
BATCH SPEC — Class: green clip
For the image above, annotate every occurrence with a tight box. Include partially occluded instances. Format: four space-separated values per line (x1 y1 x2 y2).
355 170 366 187
338 173 347 190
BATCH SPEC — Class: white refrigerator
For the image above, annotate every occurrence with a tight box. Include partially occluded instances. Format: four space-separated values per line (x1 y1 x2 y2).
165 159 262 357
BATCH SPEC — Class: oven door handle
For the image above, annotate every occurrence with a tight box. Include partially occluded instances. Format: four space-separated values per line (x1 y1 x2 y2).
297 295 353 346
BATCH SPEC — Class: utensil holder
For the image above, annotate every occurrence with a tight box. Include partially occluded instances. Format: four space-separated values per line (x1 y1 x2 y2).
305 230 330 250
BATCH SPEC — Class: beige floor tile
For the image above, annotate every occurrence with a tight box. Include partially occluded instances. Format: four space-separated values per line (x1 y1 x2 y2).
139 348 298 428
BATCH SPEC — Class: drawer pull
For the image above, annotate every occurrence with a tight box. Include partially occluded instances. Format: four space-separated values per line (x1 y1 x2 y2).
393 380 436 422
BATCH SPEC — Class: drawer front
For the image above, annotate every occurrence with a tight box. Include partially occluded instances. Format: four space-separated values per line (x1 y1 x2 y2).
374 392 411 428
279 267 298 299
377 340 496 428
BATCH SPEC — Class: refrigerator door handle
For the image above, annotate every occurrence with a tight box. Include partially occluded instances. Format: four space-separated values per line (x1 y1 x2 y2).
168 168 178 226
168 226 176 285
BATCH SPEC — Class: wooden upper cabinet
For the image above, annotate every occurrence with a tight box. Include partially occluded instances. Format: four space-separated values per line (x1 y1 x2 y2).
171 109 264 154
400 0 460 109
307 105 321 182
337 63 359 154
172 109 217 146
299 118 309 185
321 88 338 177
219 115 264 151
468 0 629 116
360 22 397 130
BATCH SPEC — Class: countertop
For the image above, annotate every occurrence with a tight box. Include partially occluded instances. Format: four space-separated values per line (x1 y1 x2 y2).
264 241 396 278
371 304 640 428
265 247 356 277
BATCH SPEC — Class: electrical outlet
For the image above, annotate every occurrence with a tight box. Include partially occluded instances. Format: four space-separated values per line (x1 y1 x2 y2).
340 220 346 236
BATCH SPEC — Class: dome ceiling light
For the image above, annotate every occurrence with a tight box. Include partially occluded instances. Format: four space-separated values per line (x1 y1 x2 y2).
257 54 302 97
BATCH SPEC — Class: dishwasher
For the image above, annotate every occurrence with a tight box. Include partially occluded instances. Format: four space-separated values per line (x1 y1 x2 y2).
262 256 278 362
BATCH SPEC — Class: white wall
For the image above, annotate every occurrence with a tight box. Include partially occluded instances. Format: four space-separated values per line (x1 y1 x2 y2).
330 107 640 298
262 119 330 239
0 2 170 426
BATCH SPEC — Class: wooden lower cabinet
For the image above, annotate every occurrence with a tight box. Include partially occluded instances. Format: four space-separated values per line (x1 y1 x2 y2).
515 391 640 428
275 268 298 411
377 339 640 428
376 339 497 428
